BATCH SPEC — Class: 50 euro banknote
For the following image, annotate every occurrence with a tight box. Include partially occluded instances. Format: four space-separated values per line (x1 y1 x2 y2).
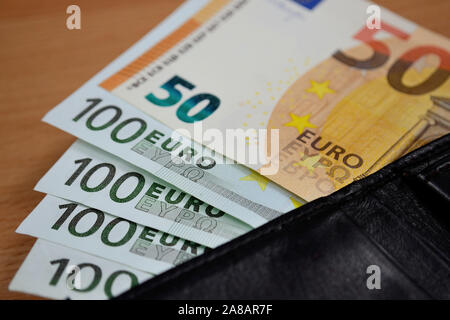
9 239 152 300
96 0 450 201
42 0 304 228
17 195 208 274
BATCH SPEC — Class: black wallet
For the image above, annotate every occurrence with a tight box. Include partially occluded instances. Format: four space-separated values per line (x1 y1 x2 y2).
117 134 450 299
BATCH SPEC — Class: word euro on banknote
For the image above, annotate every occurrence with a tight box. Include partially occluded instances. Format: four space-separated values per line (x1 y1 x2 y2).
17 195 207 274
9 239 152 300
35 140 252 247
42 0 304 227
97 0 450 201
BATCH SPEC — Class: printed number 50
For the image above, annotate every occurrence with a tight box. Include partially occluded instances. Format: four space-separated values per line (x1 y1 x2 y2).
145 75 220 123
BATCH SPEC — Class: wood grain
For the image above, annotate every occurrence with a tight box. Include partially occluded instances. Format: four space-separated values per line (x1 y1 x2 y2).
0 0 448 299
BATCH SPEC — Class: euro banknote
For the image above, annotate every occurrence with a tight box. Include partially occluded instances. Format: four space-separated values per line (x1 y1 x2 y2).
42 0 304 227
17 195 207 274
35 140 253 247
97 0 450 201
9 239 152 300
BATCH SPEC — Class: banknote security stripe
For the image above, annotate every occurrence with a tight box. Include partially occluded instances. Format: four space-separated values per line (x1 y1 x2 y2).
132 139 285 221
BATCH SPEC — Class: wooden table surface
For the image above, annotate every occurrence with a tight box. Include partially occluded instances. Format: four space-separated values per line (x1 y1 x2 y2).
0 0 449 300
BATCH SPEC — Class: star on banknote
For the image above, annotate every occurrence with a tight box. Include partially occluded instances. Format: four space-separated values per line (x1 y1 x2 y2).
284 113 316 135
240 171 270 192
306 79 335 99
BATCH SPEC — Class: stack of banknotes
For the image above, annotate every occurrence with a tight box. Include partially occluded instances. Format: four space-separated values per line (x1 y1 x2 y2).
9 0 450 299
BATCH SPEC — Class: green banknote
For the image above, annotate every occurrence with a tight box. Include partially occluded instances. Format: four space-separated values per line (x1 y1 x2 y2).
9 239 152 300
17 195 208 274
35 140 253 248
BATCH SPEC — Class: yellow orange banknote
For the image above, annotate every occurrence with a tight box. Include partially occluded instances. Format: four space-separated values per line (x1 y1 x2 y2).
100 0 450 200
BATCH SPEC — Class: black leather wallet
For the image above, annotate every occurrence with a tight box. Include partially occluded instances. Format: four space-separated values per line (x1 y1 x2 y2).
117 134 450 299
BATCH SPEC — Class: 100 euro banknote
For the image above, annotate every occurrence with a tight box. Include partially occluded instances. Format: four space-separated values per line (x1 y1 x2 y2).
9 239 152 300
17 195 207 274
35 139 257 247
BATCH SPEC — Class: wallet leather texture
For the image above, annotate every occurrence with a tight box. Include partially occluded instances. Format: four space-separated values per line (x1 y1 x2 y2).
118 134 450 299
